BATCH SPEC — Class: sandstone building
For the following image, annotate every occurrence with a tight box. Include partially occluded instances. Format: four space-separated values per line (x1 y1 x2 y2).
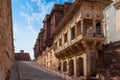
33 0 120 80
0 0 14 80
15 50 31 61
34 2 72 70
53 0 111 79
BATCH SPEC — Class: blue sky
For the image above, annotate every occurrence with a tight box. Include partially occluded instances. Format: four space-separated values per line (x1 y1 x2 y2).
12 0 73 59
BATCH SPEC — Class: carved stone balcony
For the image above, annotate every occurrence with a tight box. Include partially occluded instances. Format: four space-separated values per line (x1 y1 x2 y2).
55 32 104 59
54 0 110 59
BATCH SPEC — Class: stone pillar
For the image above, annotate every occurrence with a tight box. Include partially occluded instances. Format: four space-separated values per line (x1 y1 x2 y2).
84 49 91 79
68 26 71 44
61 61 63 72
74 56 77 79
66 59 69 75
101 19 104 36
62 34 64 46
93 7 96 34
75 24 77 38
81 18 84 35
93 19 96 34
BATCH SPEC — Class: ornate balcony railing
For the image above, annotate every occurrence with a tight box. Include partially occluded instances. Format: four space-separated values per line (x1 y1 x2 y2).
55 25 103 59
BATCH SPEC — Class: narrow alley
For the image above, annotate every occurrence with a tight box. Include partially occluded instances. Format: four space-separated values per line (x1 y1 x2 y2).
10 61 66 80
1 0 120 80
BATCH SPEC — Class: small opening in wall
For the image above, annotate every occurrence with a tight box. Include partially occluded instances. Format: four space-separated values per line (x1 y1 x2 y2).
64 33 67 43
96 21 101 35
59 38 62 46
71 26 75 40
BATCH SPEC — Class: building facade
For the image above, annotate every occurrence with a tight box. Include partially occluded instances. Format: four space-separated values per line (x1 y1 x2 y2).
15 50 31 61
33 0 119 80
0 0 14 80
37 46 58 70
54 0 111 79
34 2 72 70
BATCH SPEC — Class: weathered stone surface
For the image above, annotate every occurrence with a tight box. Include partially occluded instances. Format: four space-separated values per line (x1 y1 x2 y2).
0 0 14 80
99 41 120 80
33 2 72 60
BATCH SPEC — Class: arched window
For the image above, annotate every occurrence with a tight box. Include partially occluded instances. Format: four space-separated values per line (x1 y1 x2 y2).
63 61 67 72
96 21 101 35
69 59 74 76
76 57 84 77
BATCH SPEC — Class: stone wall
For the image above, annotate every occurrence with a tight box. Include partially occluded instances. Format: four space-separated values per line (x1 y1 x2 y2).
0 0 14 80
37 46 58 71
99 41 120 80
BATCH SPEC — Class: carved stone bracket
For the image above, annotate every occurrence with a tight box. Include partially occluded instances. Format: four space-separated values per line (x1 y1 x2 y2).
81 40 89 50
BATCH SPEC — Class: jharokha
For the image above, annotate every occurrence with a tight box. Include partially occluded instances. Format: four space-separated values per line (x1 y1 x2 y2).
34 0 120 80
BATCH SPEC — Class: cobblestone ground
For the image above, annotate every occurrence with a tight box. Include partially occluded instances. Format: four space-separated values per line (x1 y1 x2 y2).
10 61 65 80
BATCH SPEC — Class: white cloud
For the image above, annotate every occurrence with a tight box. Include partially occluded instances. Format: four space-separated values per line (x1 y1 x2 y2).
18 0 69 59
13 0 73 59
31 0 55 22
20 11 34 25
19 0 56 37
26 3 33 12
28 25 37 36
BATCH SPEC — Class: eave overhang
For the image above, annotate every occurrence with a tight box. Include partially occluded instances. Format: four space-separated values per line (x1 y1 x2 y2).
113 0 120 10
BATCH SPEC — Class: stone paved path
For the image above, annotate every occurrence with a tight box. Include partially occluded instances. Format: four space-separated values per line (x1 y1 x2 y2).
9 62 20 80
10 61 65 80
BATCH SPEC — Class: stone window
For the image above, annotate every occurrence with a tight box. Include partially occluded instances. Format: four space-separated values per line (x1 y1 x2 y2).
83 19 93 35
77 21 81 36
96 20 101 35
71 26 75 40
59 38 62 46
64 33 67 43
63 61 67 72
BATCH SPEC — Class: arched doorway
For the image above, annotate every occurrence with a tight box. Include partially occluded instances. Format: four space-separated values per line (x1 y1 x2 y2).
91 57 97 77
69 59 74 76
76 57 84 77
58 62 61 71
63 61 67 72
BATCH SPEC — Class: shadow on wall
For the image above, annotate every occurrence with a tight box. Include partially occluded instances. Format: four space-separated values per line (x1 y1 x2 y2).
99 42 120 80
